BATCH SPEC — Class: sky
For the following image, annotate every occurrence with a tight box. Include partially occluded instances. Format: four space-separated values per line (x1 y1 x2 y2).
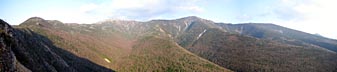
0 0 337 39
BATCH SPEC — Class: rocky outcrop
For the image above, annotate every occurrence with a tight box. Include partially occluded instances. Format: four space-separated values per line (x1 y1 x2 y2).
0 19 31 72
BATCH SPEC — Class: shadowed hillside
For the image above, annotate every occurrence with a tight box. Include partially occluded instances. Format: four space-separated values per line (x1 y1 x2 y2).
0 19 114 72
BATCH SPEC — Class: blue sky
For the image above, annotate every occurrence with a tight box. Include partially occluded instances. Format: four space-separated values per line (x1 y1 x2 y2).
1 0 337 39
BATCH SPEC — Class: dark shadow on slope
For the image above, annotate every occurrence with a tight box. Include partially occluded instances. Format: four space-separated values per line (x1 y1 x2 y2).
11 28 114 72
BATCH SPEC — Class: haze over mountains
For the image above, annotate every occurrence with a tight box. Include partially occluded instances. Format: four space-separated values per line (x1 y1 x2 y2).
1 16 337 72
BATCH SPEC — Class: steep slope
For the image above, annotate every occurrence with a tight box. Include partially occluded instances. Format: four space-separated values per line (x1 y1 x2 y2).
186 28 337 72
0 19 30 72
12 17 231 71
3 16 337 72
117 36 229 71
141 16 337 72
216 23 337 52
146 16 222 47
1 19 114 72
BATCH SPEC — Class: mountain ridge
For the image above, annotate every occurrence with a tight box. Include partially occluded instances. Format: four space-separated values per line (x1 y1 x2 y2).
2 16 232 71
2 16 337 72
21 16 337 41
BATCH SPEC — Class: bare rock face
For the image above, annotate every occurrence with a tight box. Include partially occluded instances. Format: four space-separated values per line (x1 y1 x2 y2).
0 19 31 72
0 19 16 71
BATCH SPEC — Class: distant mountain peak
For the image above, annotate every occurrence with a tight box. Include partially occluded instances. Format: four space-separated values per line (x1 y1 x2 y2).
314 33 324 37
27 17 45 22
100 19 131 22
96 19 138 25
177 16 215 24
19 17 51 27
179 16 202 20
183 16 200 19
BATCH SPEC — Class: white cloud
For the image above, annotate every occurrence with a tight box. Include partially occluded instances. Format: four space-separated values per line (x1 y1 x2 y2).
80 0 204 21
29 0 203 24
274 0 337 39
236 14 252 21
179 5 204 13
80 3 98 14
32 6 104 24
